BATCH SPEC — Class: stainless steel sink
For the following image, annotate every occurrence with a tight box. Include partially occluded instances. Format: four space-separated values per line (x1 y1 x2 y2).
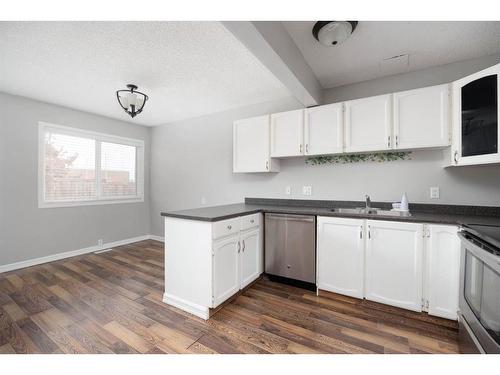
330 207 411 217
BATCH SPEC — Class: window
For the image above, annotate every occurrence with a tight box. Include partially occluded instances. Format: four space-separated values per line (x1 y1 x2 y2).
39 122 144 207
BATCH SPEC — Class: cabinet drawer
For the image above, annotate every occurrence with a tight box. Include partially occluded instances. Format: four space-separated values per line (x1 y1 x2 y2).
240 213 260 231
213 217 241 240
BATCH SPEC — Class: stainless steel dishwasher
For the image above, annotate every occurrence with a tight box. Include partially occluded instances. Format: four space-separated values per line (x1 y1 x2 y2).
264 213 316 289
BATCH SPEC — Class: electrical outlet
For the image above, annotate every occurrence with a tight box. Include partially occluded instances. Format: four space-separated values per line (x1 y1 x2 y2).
302 186 312 196
285 186 291 195
430 187 440 199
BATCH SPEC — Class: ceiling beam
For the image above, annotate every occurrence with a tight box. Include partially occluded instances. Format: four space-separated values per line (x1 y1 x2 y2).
222 21 322 107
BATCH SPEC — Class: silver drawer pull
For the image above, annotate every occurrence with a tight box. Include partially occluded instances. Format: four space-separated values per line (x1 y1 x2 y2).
227 225 232 230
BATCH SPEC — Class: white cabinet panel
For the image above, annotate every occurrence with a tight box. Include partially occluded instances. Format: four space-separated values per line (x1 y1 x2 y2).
365 220 423 312
317 217 364 298
345 94 392 153
393 84 450 149
233 115 279 173
270 109 304 157
212 234 240 307
304 103 343 155
426 225 460 320
240 228 261 289
451 63 500 166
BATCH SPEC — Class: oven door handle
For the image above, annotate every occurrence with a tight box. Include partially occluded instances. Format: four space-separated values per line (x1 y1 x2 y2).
458 231 500 271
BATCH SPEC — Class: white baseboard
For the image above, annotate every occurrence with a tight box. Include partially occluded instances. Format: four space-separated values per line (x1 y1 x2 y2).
163 293 209 320
148 235 165 243
0 234 162 274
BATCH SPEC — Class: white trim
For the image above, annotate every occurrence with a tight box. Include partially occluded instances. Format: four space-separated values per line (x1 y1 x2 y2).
38 121 145 208
0 235 158 274
149 235 165 243
163 293 210 320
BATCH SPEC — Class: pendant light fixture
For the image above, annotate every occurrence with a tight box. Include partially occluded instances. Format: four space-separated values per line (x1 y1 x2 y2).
312 21 358 46
116 84 149 118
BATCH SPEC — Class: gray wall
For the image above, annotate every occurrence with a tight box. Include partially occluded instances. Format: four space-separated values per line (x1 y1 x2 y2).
323 52 500 103
0 93 151 266
150 54 500 236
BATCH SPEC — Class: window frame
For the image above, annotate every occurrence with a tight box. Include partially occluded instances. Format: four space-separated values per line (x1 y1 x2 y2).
38 122 145 208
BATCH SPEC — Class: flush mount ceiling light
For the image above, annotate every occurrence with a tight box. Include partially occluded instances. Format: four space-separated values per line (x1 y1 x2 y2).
116 84 149 118
312 21 358 47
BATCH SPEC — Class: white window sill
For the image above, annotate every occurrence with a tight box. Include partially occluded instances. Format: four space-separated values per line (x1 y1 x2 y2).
38 197 144 208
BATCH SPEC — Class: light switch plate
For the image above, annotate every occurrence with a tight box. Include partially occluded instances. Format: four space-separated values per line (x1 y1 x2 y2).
302 186 312 196
430 187 440 199
285 186 291 195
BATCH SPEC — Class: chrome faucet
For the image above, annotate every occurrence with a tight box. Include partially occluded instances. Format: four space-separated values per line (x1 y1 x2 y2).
365 195 371 210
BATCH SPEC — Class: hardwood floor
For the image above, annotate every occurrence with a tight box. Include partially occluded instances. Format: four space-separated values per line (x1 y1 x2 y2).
0 240 460 354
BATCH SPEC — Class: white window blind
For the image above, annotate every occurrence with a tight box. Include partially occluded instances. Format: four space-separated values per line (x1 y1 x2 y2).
39 123 144 207
101 142 137 198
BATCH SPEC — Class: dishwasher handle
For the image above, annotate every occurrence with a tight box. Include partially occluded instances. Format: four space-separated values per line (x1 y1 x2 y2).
265 213 315 223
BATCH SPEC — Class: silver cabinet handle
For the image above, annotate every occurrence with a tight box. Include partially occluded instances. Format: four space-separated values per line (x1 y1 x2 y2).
359 226 363 239
237 241 240 253
454 151 458 164
227 225 232 230
299 144 303 154
305 144 309 154
242 240 245 252
266 161 269 170
250 219 254 223
368 225 371 239
395 135 399 147
388 135 391 148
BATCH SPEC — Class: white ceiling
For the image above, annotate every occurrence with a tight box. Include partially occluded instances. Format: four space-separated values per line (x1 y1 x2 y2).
283 21 500 89
0 21 290 126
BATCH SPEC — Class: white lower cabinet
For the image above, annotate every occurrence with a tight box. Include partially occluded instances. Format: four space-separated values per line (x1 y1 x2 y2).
424 225 460 320
317 217 364 298
240 228 261 289
164 213 262 319
365 220 424 312
317 217 460 320
213 234 241 307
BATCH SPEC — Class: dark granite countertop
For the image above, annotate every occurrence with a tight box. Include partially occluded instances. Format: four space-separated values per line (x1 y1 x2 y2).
161 198 500 227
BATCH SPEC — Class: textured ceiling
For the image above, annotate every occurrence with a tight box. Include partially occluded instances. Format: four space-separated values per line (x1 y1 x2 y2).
283 21 500 88
0 21 290 126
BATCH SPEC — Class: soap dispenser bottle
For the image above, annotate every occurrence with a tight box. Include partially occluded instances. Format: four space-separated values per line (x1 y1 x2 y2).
400 192 409 211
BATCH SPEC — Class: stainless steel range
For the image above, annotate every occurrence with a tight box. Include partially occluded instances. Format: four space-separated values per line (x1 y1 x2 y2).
458 224 500 353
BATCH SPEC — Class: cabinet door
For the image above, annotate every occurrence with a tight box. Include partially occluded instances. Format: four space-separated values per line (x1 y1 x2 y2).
426 225 460 320
270 109 304 157
304 103 343 155
212 234 240 307
393 84 450 149
233 115 279 173
317 217 365 298
451 63 500 166
345 94 392 153
365 220 423 312
240 228 261 289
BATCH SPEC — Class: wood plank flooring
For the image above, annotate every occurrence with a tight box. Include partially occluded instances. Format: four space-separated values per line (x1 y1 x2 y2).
0 240 460 354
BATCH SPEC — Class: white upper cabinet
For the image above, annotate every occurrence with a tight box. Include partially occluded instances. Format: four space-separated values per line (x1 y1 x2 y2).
425 225 460 320
270 109 304 157
304 103 344 155
451 63 500 166
233 115 279 173
393 84 450 149
317 217 365 298
345 94 392 153
365 220 423 312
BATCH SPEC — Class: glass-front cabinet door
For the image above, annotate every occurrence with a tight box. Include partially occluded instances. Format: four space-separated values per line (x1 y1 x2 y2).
452 63 500 166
